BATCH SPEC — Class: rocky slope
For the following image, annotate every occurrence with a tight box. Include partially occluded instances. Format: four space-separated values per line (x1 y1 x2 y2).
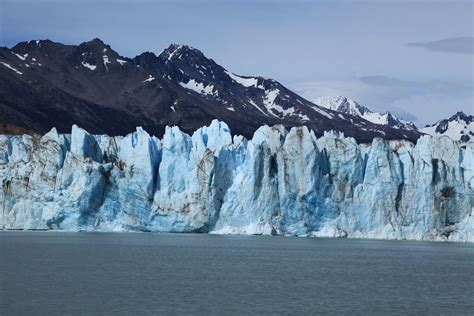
1 121 472 241
0 38 421 143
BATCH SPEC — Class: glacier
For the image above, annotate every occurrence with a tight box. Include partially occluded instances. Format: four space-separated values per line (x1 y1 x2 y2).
1 120 473 241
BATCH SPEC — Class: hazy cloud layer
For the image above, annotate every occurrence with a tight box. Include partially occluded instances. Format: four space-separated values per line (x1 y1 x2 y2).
359 76 417 88
360 75 473 96
408 37 474 54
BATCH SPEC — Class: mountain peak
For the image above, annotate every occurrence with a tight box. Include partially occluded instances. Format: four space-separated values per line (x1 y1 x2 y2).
450 111 472 122
425 111 473 128
149 43 230 85
166 43 198 52
77 38 122 71
421 111 473 144
12 38 61 52
87 38 106 45
159 43 204 62
315 96 369 115
79 38 110 51
314 96 417 130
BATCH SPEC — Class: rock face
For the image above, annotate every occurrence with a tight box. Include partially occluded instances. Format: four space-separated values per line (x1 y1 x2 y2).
1 121 472 241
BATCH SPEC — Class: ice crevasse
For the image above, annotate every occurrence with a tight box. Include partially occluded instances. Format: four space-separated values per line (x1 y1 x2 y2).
1 120 472 241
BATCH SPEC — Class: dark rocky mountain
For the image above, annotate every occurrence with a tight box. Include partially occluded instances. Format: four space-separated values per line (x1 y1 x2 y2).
0 38 422 142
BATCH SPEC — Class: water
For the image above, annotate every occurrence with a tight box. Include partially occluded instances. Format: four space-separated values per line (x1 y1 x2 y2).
1 232 473 315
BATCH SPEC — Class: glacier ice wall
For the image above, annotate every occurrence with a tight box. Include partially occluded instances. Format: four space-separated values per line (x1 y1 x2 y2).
1 120 473 241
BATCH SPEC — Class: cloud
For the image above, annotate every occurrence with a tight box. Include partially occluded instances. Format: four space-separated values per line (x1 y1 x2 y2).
359 76 416 88
407 37 474 54
359 75 472 95
291 79 422 122
389 94 474 127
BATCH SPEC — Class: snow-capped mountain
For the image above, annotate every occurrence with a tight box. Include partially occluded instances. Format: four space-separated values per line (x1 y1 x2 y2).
421 112 473 144
313 96 473 145
314 96 417 130
0 38 422 143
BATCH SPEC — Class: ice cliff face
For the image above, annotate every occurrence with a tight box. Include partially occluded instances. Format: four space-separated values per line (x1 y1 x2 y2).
1 120 473 241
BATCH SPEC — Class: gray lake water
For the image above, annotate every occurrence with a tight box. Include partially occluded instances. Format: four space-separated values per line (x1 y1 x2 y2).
1 232 473 315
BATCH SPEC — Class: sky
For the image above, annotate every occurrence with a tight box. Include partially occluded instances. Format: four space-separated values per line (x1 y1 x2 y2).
1 0 473 126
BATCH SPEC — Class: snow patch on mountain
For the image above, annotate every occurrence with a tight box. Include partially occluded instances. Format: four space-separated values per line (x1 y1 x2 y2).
0 62 23 75
81 61 96 70
12 52 28 61
142 75 155 83
116 59 127 65
103 55 111 71
163 44 183 62
179 79 217 96
309 105 333 119
247 99 269 116
225 70 261 88
261 89 302 119
298 114 310 121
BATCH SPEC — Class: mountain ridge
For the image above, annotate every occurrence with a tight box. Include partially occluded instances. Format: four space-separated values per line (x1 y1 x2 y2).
311 95 472 144
421 111 473 143
313 96 418 130
0 38 422 143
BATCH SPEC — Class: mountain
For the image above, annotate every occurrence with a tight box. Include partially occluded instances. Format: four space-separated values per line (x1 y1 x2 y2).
314 96 417 130
421 111 473 144
0 38 422 143
1 121 472 241
313 96 473 145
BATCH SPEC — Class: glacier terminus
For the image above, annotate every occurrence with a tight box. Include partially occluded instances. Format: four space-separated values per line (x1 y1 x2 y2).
1 120 473 241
